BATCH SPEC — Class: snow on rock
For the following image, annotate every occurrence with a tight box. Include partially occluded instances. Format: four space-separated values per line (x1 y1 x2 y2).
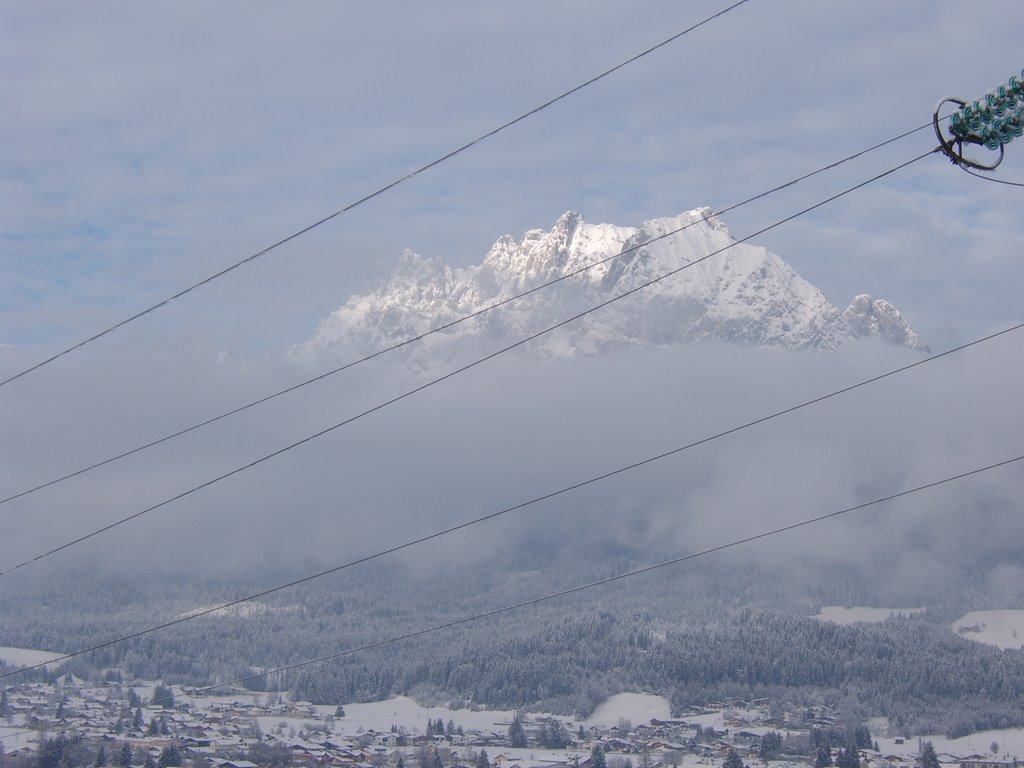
843 294 929 352
294 210 927 365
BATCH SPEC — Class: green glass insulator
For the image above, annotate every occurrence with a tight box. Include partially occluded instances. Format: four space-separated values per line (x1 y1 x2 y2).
988 93 1007 116
977 127 996 150
950 113 968 137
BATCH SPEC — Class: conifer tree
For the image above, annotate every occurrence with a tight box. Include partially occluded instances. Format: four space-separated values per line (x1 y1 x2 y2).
508 715 527 749
759 732 782 761
158 745 182 768
39 735 67 768
836 745 860 768
724 750 744 768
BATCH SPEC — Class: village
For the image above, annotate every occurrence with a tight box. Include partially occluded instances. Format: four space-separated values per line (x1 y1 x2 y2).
1 677 1021 768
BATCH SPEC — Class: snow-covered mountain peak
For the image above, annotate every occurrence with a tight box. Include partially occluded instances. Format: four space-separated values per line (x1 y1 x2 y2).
380 249 455 313
641 206 730 237
479 210 632 292
843 293 929 352
294 210 927 364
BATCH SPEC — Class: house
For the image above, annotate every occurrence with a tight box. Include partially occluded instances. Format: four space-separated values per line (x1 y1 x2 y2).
214 760 259 768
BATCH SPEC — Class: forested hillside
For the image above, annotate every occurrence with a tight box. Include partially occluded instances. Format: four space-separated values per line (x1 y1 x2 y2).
3 552 1023 739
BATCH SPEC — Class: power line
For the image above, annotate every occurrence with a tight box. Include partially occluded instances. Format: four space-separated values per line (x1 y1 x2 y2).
959 165 1024 187
3 444 1018 710
0 149 938 578
0 0 753 391
196 452 1024 694
6 191 1008 688
0 120 936 510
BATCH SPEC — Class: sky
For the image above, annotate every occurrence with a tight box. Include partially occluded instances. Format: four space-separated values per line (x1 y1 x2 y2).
1 2 1023 596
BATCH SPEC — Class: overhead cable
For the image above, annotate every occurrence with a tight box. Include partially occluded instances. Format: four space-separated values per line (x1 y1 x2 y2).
959 166 1024 187
0 318 1019 681
196 452 1024 693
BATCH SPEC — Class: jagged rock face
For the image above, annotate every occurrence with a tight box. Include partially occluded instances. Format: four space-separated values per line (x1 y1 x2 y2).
843 294 929 353
293 209 927 363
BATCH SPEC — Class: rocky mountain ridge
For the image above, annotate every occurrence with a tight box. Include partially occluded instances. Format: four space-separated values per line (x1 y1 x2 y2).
294 208 927 363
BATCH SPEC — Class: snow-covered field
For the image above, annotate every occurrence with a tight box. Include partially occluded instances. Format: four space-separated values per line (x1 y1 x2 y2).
253 692 674 738
584 693 671 728
0 645 64 669
0 724 38 749
952 610 1024 650
296 696 518 737
813 607 925 625
876 728 1024 760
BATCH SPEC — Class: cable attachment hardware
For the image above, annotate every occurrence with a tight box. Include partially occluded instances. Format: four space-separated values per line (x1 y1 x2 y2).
934 69 1024 171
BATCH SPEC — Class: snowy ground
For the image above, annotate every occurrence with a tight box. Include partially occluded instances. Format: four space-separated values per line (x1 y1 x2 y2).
6 665 1024 765
252 693 677 739
260 695 521 738
812 607 925 625
0 724 37 749
876 728 1024 760
0 645 64 669
952 610 1024 650
583 694 671 728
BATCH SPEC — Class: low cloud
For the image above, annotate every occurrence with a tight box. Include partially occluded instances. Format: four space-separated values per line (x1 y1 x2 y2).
2 326 1020 608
